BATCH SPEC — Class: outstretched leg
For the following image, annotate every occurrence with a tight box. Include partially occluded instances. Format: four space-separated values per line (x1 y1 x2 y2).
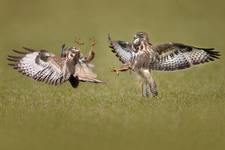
139 69 158 97
85 38 96 63
89 38 96 52
74 38 84 50
141 79 151 97
112 63 131 75
79 38 96 63
149 79 158 97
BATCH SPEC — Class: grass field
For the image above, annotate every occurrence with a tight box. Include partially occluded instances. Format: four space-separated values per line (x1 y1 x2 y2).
0 0 225 150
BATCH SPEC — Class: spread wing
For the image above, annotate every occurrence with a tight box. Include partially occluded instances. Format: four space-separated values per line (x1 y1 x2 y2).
74 60 103 83
108 35 135 64
7 47 71 85
151 42 220 71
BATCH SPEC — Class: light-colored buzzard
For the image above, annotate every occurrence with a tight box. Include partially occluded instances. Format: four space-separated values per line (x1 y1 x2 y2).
108 32 220 97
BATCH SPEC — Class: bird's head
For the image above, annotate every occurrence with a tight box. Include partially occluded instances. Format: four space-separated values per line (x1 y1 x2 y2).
67 47 80 63
133 32 151 45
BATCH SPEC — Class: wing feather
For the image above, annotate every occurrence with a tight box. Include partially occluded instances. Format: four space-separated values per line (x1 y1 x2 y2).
8 47 70 85
108 34 135 64
151 43 220 71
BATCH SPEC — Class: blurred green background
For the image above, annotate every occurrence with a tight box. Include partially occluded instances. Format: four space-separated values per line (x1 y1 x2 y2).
0 0 225 150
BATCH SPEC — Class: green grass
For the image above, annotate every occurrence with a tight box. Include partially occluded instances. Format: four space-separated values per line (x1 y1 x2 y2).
0 0 225 150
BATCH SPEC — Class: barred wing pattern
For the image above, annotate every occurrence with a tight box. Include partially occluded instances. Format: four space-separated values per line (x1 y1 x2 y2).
7 47 70 85
108 35 135 63
151 43 220 71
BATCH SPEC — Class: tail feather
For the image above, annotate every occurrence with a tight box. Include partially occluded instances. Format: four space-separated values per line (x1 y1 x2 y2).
69 75 79 88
